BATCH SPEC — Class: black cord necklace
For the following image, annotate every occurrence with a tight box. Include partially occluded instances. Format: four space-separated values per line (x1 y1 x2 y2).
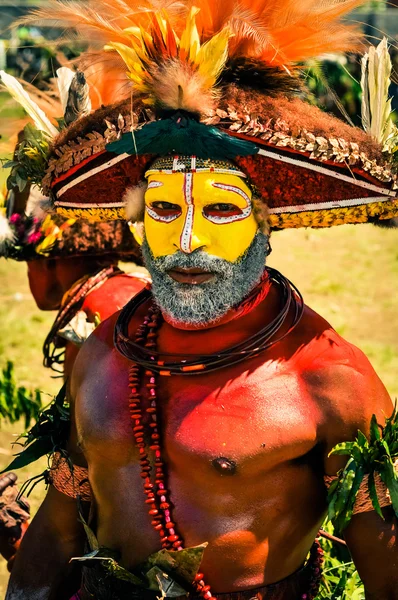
114 267 304 375
43 265 121 371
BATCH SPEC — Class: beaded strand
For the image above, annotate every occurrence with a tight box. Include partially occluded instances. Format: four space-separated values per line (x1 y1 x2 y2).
128 306 216 598
302 539 324 600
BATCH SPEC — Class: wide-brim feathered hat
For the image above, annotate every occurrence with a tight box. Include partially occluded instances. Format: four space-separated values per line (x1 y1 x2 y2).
0 65 142 262
7 0 398 230
0 183 142 262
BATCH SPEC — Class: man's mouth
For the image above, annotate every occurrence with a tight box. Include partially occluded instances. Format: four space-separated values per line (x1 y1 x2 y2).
167 267 215 285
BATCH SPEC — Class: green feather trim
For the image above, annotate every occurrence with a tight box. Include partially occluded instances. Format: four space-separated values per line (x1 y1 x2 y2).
327 406 398 532
106 114 258 160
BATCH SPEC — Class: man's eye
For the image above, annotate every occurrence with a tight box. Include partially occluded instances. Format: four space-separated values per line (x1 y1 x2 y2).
151 201 180 210
150 201 182 216
204 203 243 218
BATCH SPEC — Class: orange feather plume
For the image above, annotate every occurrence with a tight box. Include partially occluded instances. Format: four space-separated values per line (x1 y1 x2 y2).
78 52 132 107
190 0 366 67
20 0 185 49
22 0 365 67
18 0 367 116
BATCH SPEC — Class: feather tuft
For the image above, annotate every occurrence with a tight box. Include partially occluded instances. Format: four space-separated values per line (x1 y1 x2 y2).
56 67 76 113
252 197 270 236
26 186 53 220
107 8 230 115
0 71 59 137
0 212 15 254
149 60 220 115
124 183 146 222
192 0 365 66
222 57 302 97
361 38 394 145
371 217 398 229
64 70 92 125
21 0 366 108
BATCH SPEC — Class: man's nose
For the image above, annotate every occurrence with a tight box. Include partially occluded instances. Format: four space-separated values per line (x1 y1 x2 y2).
174 211 211 254
187 228 211 253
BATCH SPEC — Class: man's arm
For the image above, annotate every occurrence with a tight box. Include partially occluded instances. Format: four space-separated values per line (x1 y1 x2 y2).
323 346 398 599
6 377 88 600
344 507 398 600
6 487 87 600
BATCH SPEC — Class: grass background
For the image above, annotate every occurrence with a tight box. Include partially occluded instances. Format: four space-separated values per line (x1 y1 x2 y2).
0 224 397 596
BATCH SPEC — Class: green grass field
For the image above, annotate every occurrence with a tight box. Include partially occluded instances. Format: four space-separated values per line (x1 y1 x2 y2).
0 224 397 596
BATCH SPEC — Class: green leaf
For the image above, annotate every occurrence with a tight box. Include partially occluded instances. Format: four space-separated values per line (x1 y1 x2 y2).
380 439 392 459
146 566 188 597
2 160 18 169
70 552 144 586
330 570 348 600
380 457 398 517
350 445 364 464
370 414 381 444
55 383 68 407
356 431 368 449
368 470 384 519
337 464 365 529
330 460 356 527
143 543 208 585
328 476 342 522
1 437 53 473
329 442 355 456
15 172 28 192
78 512 99 552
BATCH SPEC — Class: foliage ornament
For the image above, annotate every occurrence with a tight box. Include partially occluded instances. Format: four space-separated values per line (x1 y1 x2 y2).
327 407 398 532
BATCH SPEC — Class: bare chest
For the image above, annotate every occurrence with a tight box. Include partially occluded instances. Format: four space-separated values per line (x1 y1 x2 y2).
77 355 319 477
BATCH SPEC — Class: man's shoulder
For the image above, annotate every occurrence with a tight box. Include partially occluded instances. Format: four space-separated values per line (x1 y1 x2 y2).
70 312 122 392
295 305 393 430
296 304 371 371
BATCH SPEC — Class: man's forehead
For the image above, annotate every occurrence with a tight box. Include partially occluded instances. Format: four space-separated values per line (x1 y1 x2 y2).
146 171 249 186
145 155 247 178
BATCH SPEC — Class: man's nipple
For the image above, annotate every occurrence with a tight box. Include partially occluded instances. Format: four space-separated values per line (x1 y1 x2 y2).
212 457 237 475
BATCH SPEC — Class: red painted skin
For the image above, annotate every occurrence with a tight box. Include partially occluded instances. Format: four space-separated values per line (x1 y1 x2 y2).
6 283 398 600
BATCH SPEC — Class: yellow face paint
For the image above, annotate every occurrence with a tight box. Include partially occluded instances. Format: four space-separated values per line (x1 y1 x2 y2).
144 172 258 262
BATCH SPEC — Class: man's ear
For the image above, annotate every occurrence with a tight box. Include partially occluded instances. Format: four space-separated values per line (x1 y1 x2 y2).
123 182 147 223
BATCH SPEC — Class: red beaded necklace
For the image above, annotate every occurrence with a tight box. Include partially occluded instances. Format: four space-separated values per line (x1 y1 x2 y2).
127 301 324 600
128 304 216 599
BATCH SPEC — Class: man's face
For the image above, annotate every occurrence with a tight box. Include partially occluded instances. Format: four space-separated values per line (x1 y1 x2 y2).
144 172 258 263
142 171 268 326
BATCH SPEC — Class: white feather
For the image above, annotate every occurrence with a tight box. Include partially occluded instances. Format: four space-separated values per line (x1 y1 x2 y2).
361 38 394 145
56 67 76 113
26 186 52 219
0 71 58 138
123 183 146 222
0 213 15 253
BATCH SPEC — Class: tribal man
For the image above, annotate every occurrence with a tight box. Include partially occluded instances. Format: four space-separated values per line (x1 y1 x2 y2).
4 1 398 599
0 123 147 569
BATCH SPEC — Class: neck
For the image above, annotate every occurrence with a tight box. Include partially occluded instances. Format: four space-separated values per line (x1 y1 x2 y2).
116 268 304 374
58 258 117 298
